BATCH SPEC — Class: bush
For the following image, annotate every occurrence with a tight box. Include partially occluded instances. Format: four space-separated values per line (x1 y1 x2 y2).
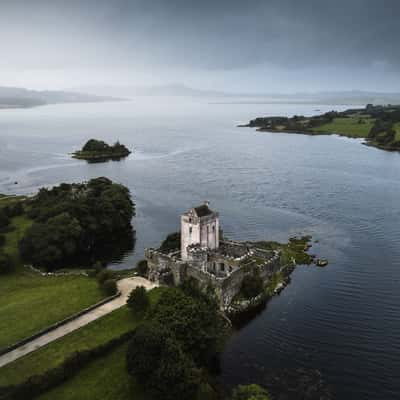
240 273 264 299
127 286 150 315
0 235 5 248
135 259 148 277
102 279 118 296
0 253 15 274
232 384 271 400
96 269 114 284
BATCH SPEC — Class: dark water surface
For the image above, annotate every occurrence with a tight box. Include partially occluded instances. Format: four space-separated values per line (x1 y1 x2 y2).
0 99 399 399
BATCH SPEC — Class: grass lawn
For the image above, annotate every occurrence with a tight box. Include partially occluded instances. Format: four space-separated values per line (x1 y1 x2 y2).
311 116 374 138
2 214 33 259
0 210 108 350
0 272 105 350
0 288 165 386
394 122 400 142
37 344 147 400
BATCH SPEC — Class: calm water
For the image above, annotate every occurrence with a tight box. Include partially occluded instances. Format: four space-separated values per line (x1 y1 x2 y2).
0 99 399 399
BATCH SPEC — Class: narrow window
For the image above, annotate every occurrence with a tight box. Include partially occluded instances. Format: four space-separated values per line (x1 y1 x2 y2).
189 227 192 234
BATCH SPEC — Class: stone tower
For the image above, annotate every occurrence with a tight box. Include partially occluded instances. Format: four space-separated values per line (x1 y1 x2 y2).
181 202 219 260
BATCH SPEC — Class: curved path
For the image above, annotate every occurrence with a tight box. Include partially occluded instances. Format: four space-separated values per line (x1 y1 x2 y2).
0 276 157 368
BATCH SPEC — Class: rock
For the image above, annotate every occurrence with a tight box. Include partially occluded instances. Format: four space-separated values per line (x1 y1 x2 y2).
316 259 328 267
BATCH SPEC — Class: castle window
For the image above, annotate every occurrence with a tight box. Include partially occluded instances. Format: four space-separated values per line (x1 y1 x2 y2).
212 225 215 232
189 227 192 234
189 218 192 223
219 263 225 272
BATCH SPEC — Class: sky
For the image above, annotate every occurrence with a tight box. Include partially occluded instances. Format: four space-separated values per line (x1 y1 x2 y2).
1 0 400 93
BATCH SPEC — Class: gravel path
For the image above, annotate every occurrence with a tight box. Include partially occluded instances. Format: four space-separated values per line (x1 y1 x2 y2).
0 277 157 368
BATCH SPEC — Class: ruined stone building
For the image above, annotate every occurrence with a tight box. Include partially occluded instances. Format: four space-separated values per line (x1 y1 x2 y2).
145 203 282 308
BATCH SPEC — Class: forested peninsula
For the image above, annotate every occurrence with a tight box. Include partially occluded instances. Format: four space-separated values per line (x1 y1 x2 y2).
242 104 400 151
2 177 136 271
72 139 131 162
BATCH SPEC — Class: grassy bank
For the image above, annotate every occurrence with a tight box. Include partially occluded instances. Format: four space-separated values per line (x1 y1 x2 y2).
0 288 165 386
311 116 375 138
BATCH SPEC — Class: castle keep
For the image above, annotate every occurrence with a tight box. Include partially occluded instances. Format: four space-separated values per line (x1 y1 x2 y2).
145 203 283 308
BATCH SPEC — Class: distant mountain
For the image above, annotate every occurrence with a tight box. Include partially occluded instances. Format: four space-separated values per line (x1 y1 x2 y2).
75 83 230 98
75 84 400 105
0 86 123 109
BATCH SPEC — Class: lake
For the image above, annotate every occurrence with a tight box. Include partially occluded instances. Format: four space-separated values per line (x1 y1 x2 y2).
0 98 399 399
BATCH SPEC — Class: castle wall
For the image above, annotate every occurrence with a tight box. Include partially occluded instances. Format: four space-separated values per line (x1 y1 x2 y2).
146 247 282 310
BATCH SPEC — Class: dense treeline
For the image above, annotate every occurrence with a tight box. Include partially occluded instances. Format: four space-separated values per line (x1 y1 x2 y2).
19 177 135 270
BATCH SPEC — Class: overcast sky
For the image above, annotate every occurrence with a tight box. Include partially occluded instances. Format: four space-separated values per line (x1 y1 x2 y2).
1 0 400 92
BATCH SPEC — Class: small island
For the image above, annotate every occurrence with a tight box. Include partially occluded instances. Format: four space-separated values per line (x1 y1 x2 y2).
72 139 131 162
241 104 400 152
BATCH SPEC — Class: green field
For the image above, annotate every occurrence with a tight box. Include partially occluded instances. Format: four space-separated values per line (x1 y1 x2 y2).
0 289 165 386
0 272 105 350
311 116 375 138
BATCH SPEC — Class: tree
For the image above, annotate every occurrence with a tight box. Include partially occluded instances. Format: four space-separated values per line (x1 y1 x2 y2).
18 178 135 270
0 253 15 274
232 384 271 400
240 273 264 299
102 279 118 296
126 321 200 400
149 287 224 368
135 259 148 277
159 232 180 253
127 286 150 315
96 269 115 284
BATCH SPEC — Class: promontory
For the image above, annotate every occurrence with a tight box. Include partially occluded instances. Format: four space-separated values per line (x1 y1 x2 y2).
241 104 400 152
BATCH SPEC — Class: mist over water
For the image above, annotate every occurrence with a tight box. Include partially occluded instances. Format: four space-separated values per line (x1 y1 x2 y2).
0 98 399 399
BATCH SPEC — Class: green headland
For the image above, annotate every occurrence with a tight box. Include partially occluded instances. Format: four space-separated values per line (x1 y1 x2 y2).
242 104 400 151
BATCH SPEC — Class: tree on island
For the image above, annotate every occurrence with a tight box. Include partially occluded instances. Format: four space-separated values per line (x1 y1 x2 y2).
73 139 131 161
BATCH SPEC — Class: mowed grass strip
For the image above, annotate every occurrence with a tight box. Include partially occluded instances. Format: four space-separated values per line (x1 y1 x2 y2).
0 288 165 386
311 116 375 138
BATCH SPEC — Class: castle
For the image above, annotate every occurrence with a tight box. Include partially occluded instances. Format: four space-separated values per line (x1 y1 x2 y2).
145 203 283 308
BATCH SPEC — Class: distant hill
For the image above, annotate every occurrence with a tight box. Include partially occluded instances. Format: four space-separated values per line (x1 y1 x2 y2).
0 86 123 109
75 84 400 105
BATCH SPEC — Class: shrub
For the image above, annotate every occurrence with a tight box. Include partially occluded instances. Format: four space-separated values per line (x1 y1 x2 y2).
135 259 148 277
240 273 264 299
127 286 150 315
96 269 114 284
0 235 5 248
232 384 271 400
0 253 15 274
102 279 118 296
159 232 180 253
